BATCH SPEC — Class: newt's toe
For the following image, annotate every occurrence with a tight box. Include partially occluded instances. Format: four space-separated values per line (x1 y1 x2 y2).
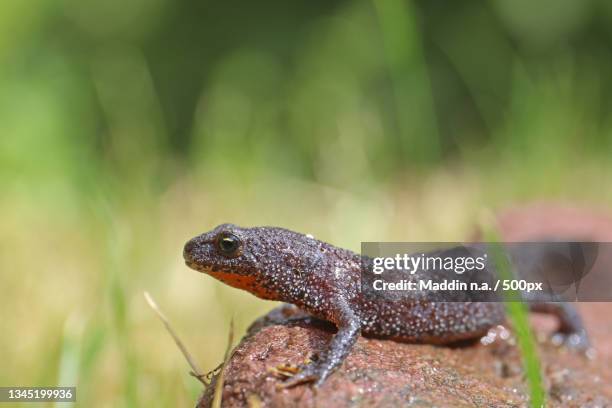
551 329 591 354
279 370 319 388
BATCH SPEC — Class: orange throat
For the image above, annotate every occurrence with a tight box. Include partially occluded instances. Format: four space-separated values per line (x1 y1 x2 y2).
208 270 279 300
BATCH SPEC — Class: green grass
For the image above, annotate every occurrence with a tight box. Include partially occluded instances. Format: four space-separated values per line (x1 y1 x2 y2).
485 228 545 408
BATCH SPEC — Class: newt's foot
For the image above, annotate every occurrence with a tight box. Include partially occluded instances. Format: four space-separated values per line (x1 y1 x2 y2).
273 358 331 388
551 329 594 357
278 363 330 388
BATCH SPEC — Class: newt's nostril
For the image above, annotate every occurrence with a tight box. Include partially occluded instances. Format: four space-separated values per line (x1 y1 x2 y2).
183 239 197 261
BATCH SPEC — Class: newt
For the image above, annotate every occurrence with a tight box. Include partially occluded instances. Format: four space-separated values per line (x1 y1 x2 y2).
183 224 590 387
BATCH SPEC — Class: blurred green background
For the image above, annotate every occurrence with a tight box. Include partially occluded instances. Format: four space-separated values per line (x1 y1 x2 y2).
1 0 612 406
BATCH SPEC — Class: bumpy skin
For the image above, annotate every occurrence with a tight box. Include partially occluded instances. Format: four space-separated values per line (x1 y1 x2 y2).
183 224 589 387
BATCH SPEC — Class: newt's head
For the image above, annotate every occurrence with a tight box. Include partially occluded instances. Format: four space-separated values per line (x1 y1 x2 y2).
184 223 269 297
184 223 323 300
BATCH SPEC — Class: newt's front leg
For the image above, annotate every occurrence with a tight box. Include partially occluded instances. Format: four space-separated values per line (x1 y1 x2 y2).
281 300 360 388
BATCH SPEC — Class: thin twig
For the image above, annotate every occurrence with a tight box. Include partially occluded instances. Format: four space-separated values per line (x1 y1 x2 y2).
143 291 207 386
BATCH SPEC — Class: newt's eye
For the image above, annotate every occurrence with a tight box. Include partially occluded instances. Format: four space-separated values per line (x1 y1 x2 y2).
216 232 241 257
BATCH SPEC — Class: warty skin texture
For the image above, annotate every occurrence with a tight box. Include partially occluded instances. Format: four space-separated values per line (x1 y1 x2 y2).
183 224 589 387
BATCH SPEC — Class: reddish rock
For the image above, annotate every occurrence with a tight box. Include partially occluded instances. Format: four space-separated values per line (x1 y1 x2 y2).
197 303 612 407
492 203 612 242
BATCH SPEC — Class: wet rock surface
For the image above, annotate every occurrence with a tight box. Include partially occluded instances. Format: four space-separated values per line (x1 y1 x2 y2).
197 303 612 407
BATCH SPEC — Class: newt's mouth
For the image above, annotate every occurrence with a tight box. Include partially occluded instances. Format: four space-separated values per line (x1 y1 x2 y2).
185 261 238 282
184 259 213 274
